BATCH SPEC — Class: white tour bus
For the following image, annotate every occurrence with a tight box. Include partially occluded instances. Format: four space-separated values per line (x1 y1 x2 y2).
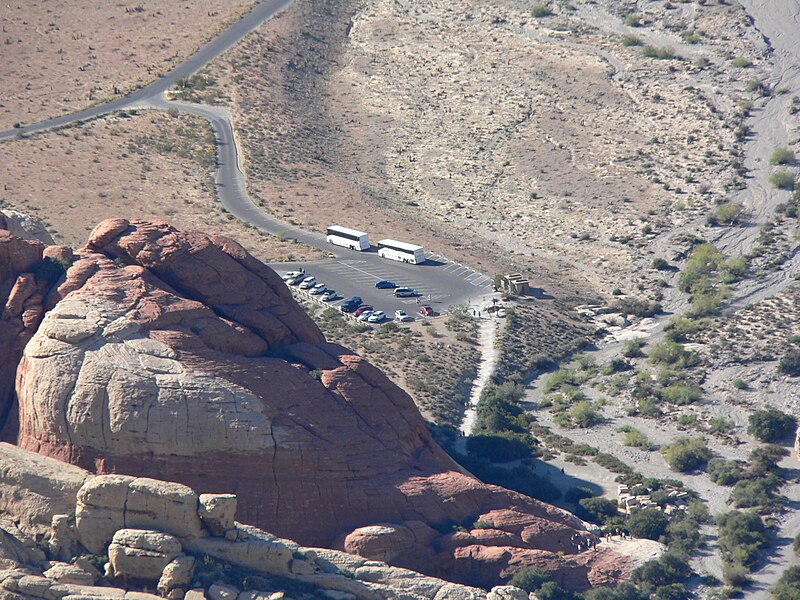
326 225 370 251
376 239 425 264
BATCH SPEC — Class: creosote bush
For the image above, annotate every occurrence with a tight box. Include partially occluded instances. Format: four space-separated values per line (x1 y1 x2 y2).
661 436 711 472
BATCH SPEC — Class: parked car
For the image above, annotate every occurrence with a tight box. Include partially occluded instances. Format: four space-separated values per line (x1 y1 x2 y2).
353 304 373 317
367 310 386 323
357 310 374 322
298 277 316 290
394 310 413 322
282 270 304 281
374 279 397 289
321 290 337 302
418 305 435 316
394 287 418 297
287 273 307 285
340 296 362 312
310 283 327 295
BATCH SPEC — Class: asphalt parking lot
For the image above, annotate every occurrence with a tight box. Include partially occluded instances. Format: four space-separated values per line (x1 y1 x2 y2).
272 249 493 322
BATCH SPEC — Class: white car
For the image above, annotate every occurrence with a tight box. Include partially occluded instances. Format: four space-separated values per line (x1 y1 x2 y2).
357 310 373 322
367 310 386 323
298 277 316 290
282 270 303 281
394 310 413 322
310 283 327 295
321 290 337 302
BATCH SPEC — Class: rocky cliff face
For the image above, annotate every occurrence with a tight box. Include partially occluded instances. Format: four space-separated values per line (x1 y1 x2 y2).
6 218 640 590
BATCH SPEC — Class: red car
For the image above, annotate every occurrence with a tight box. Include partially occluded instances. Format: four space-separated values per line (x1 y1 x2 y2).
418 305 435 316
353 305 373 317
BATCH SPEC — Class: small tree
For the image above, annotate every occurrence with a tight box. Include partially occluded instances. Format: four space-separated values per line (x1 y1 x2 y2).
661 436 711 472
747 409 796 442
769 147 796 166
508 568 552 592
627 508 669 540
779 349 800 377
770 170 796 191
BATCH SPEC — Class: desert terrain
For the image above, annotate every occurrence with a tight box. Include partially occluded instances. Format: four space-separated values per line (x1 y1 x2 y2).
0 0 255 130
0 0 799 597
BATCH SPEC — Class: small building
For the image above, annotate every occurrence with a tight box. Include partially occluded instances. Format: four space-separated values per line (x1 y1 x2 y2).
498 273 530 295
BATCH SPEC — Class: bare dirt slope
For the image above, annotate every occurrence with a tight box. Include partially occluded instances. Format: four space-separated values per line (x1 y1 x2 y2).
0 0 255 130
198 0 763 302
0 110 320 263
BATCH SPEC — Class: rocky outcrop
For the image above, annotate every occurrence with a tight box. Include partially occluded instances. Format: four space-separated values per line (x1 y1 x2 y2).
10 219 639 590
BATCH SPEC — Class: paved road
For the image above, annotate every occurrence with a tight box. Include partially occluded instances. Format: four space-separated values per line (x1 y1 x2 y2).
0 0 492 317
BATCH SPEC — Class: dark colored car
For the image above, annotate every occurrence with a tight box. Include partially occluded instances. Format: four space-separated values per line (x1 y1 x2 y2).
353 304 374 317
340 296 362 312
374 279 397 289
418 305 435 316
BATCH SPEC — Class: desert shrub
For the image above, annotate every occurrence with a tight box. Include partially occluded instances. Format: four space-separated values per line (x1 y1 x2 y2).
648 341 698 368
622 34 643 46
664 316 706 343
474 381 526 433
530 4 553 17
772 565 800 599
677 243 724 291
731 475 783 508
627 509 669 540
748 444 790 476
34 256 69 285
717 510 770 573
642 45 676 59
508 567 552 592
594 452 635 475
565 486 594 504
630 553 691 591
571 401 603 427
536 582 577 600
622 427 655 450
622 338 646 358
707 202 745 226
731 57 753 68
578 497 618 525
770 170 796 191
611 297 662 317
769 147 796 166
707 459 744 486
660 383 702 405
466 432 538 462
708 417 735 434
779 349 800 376
653 584 689 600
661 436 711 472
732 378 748 390
625 13 643 26
652 257 671 270
748 409 797 442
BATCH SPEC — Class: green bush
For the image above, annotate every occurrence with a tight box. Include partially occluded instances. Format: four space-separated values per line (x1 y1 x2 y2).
466 432 538 462
508 568 552 592
622 338 646 358
707 202 745 226
748 409 797 442
571 400 603 427
625 13 643 27
530 4 553 17
769 147 796 166
631 553 691 591
717 510 769 572
622 34 643 46
731 57 753 68
660 383 702 405
707 458 744 486
770 170 797 191
622 427 655 450
642 45 676 60
661 436 711 472
648 341 698 368
577 497 618 525
772 565 800 599
627 508 669 540
779 349 800 376
664 316 706 343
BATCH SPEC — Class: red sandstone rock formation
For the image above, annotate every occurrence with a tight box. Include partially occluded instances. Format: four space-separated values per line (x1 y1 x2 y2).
11 219 638 590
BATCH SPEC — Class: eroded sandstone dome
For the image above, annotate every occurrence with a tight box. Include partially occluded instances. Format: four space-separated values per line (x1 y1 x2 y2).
8 218 636 590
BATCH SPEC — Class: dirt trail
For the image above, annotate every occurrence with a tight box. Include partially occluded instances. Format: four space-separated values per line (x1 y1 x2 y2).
460 313 500 437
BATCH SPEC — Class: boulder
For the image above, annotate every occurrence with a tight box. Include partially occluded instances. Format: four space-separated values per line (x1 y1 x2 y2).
42 561 96 585
107 529 182 584
199 494 237 536
158 555 196 597
343 525 416 563
208 583 239 600
487 586 529 600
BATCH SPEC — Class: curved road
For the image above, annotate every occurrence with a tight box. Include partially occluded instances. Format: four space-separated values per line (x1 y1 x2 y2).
0 0 293 141
0 0 490 313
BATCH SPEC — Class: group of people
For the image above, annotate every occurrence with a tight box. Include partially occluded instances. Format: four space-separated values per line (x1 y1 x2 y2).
571 532 600 552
